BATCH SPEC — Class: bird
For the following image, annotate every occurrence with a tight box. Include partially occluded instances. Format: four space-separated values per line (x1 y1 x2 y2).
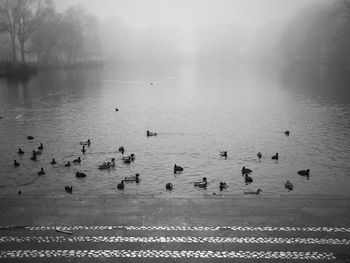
271 153 279 161
285 131 290 136
166 183 173 190
118 146 125 155
117 180 124 190
219 181 229 190
38 143 43 151
30 154 37 161
298 169 310 177
50 158 57 165
244 189 262 195
194 177 207 187
75 171 86 178
18 148 24 154
285 180 293 191
174 164 184 174
257 152 262 159
65 185 73 194
146 130 157 137
38 168 45 175
64 161 71 167
244 174 253 183
13 160 20 167
241 166 252 174
73 157 81 164
219 151 227 158
124 173 140 183
81 146 86 154
115 108 119 112
27 136 34 140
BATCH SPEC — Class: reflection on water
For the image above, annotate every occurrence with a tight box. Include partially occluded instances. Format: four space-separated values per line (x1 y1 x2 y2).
0 62 349 197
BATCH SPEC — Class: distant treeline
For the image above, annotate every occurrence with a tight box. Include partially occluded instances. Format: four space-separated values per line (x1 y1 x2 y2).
0 0 100 66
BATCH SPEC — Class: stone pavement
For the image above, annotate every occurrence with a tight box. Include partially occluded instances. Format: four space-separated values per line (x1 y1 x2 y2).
0 193 349 262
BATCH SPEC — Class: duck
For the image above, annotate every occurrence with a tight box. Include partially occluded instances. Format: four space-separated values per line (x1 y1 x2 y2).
129 154 135 161
271 153 279 161
75 171 86 178
285 180 293 191
166 183 173 190
244 174 253 183
194 177 208 188
117 180 124 190
219 151 227 158
241 166 252 174
18 148 24 155
124 173 140 183
123 157 131 164
65 185 73 194
81 146 86 154
244 189 262 195
38 143 43 151
27 136 34 140
174 164 184 174
257 152 262 159
13 160 20 167
79 139 91 146
98 158 115 169
285 131 290 136
146 130 157 137
115 108 119 112
50 158 57 165
38 168 45 175
64 161 71 167
30 153 37 161
219 181 229 190
73 157 81 164
32 150 42 155
298 169 310 176
118 146 125 155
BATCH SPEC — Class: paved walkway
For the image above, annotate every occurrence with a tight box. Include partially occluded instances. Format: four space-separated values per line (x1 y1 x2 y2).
0 194 349 262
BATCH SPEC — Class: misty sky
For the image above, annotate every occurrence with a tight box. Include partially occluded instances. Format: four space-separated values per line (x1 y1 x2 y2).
54 0 307 29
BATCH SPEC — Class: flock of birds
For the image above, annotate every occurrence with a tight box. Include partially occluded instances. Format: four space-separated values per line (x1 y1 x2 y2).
12 127 310 195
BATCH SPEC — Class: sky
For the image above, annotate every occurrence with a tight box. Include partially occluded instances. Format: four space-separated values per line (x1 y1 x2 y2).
54 0 307 29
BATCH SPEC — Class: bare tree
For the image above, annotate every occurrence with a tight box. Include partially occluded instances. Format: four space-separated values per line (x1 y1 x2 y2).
0 0 19 62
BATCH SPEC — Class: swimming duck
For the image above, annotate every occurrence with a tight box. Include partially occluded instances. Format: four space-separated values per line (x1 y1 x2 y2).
174 164 184 174
219 151 227 158
285 131 290 136
123 157 131 164
219 181 229 190
18 148 24 155
98 158 115 169
81 146 86 154
241 166 252 174
257 152 262 159
27 136 34 140
50 158 57 165
79 139 91 146
30 153 37 161
65 185 73 194
13 160 20 167
124 173 140 183
115 108 119 112
146 130 157 137
271 153 279 161
118 146 125 155
117 180 124 190
64 161 71 167
38 143 43 151
244 174 253 183
244 189 262 195
73 157 81 164
285 180 293 191
130 154 135 161
166 183 173 190
194 177 207 188
298 169 310 176
38 168 45 175
75 171 86 178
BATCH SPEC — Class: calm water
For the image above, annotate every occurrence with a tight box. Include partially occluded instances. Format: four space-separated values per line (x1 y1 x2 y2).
0 62 350 197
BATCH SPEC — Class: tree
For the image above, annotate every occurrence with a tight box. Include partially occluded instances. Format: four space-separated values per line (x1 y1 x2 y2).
16 0 53 63
0 0 20 62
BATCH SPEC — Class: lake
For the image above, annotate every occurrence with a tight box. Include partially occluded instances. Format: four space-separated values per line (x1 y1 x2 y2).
0 62 349 197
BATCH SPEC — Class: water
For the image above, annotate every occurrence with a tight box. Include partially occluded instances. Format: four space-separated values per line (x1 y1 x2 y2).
1 62 350 197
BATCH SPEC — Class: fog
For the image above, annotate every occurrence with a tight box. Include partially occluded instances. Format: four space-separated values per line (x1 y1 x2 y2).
53 0 309 61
